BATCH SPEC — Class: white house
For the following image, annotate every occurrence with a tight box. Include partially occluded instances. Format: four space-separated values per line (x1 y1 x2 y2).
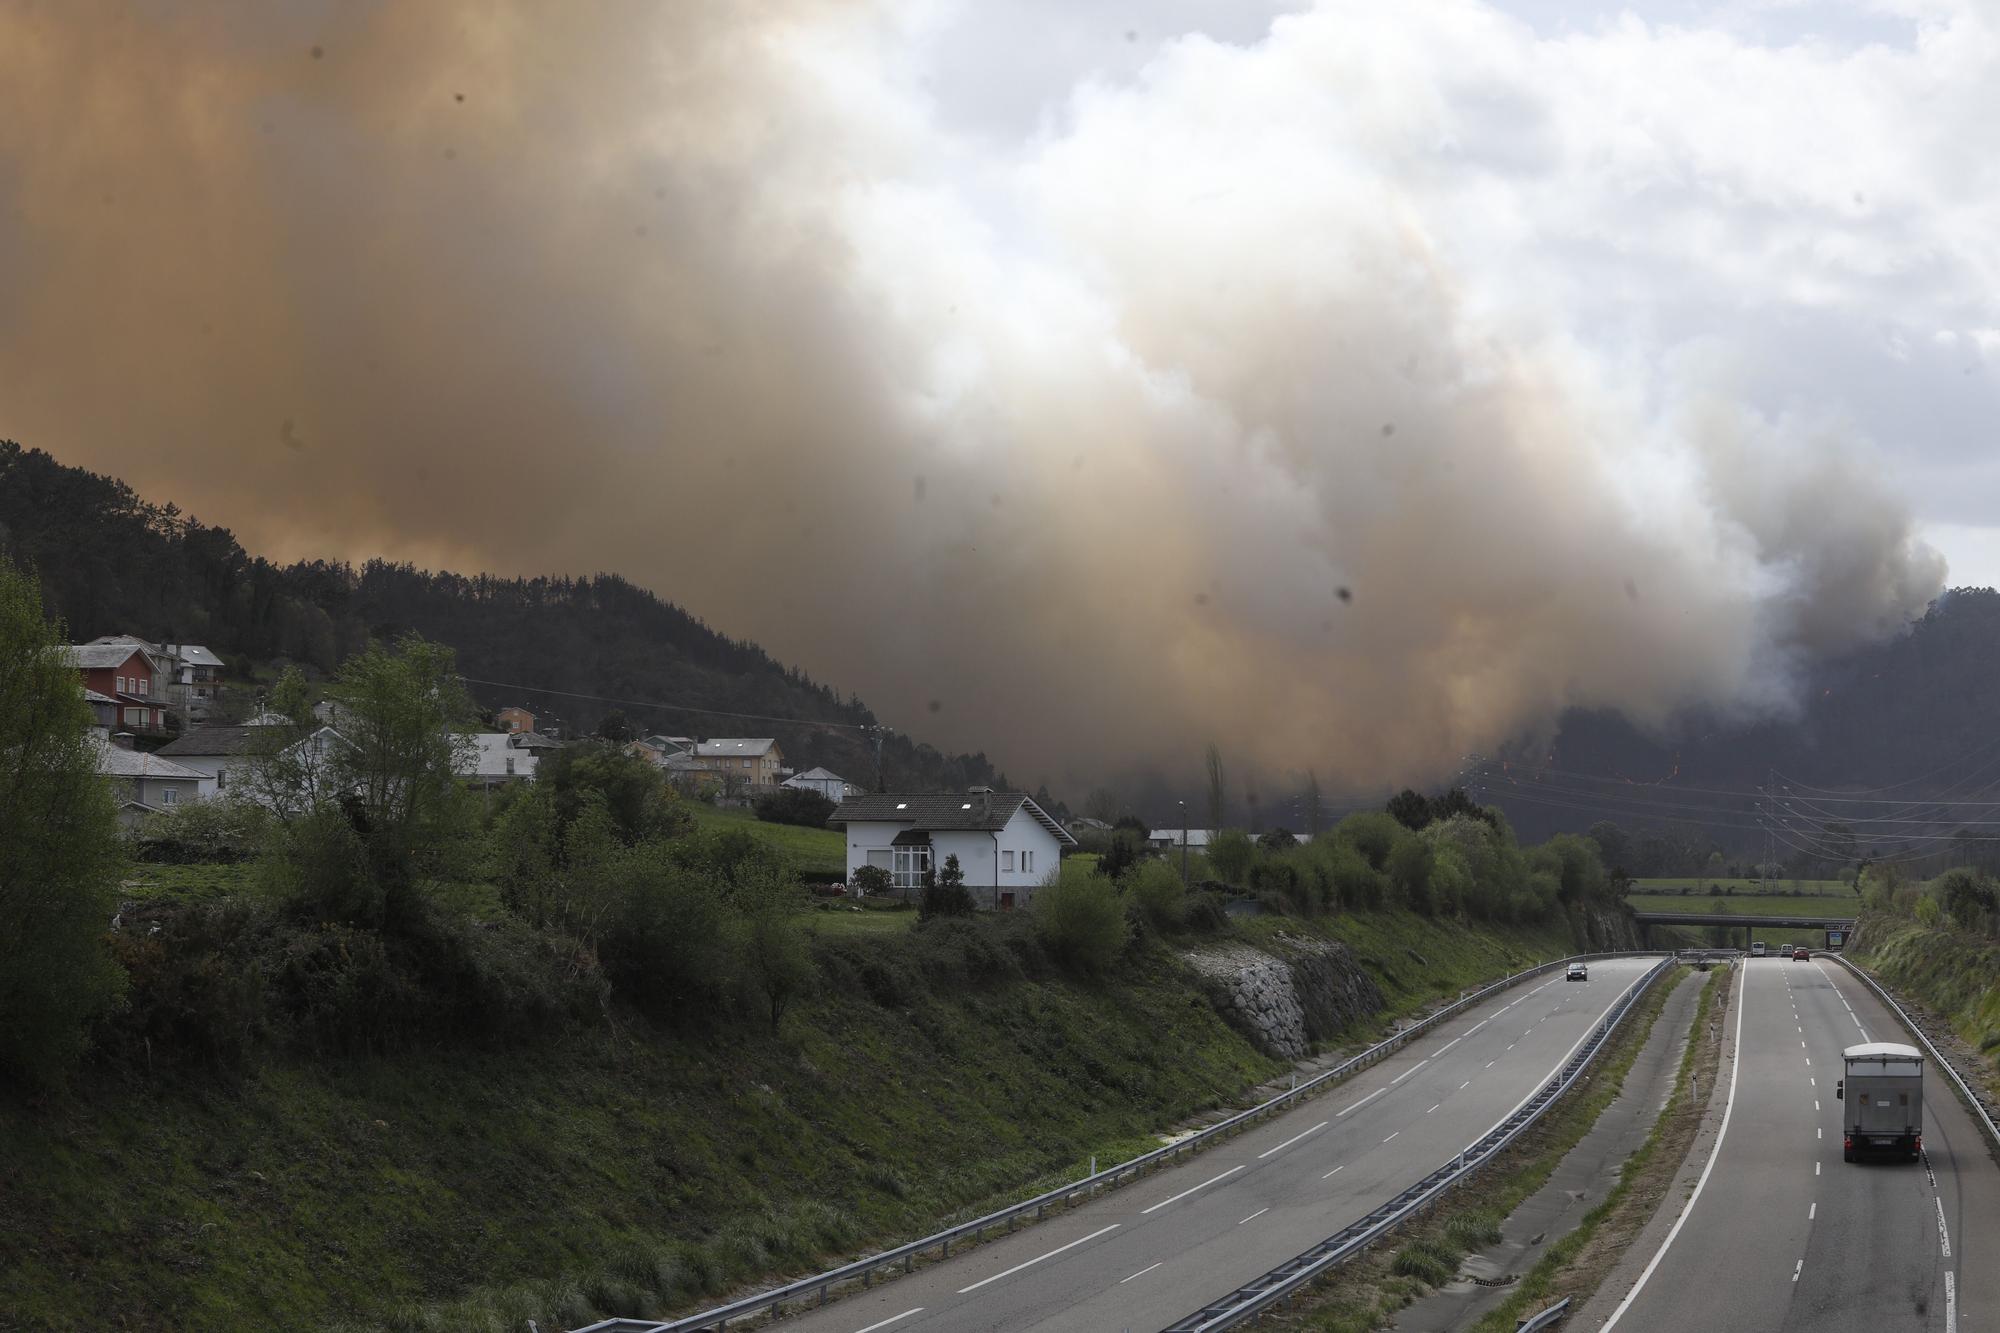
783 766 860 802
156 722 353 808
460 732 540 785
93 735 217 828
829 788 1077 910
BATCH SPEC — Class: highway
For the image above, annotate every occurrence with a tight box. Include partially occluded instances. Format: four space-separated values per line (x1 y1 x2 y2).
775 956 1663 1333
1593 954 2000 1332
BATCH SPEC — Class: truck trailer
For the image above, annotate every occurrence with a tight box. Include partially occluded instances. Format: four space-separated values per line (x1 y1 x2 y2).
1837 1042 1924 1162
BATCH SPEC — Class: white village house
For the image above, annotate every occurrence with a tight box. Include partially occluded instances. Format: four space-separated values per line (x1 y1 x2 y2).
783 766 860 802
156 721 354 808
829 789 1076 910
1147 827 1216 852
459 732 541 786
92 735 216 829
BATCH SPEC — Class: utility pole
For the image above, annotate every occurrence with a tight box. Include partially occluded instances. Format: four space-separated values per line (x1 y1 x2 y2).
868 724 888 792
1179 799 1189 887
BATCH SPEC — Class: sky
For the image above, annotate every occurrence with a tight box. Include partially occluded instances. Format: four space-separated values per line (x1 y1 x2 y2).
1 0 1993 794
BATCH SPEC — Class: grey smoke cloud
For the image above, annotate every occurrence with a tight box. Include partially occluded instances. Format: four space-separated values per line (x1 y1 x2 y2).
0 1 1952 792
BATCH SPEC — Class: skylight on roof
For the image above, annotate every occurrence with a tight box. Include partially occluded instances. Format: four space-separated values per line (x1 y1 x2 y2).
962 802 972 809
896 802 908 809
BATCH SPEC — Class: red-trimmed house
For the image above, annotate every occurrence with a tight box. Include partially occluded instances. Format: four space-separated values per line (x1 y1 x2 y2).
65 642 171 737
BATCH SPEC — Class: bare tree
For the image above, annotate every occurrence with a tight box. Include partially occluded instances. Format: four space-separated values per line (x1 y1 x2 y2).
1204 743 1227 832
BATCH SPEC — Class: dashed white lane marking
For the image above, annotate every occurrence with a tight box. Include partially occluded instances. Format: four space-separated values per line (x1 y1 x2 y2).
1486 1060 1497 1069
1239 1208 1269 1225
1322 1164 1345 1179
1946 1270 1957 1333
1119 1263 1162 1285
1816 1162 1821 1175
1818 1127 1823 1139
1810 1077 1815 1087
853 1309 922 1333
1793 1260 1804 1283
1437 1038 1463 1054
1815 1101 1820 1111
1337 1089 1383 1116
1938 1197 1953 1258
1384 1131 1400 1143
1809 1202 1816 1221
1140 1167 1244 1215
1426 1104 1441 1114
1390 1060 1430 1086
1465 1020 1489 1035
1507 1044 1516 1052
958 1225 1120 1293
1459 1081 1471 1090
1258 1121 1328 1160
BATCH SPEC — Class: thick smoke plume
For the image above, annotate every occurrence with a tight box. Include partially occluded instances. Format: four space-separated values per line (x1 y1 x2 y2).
0 1 1946 791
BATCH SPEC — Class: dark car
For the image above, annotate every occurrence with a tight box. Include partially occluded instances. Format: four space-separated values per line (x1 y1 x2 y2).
1793 946 1810 960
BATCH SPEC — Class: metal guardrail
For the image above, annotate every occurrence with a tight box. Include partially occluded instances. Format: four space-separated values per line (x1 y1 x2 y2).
1824 953 2000 1152
572 951 1666 1333
1158 955 1677 1332
1517 1295 1572 1330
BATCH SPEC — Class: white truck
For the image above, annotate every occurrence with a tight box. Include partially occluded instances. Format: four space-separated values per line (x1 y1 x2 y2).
1837 1042 1924 1162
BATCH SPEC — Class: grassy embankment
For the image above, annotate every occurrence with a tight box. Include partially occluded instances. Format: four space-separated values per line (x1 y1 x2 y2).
1 904 1597 1333
1623 892 1858 918
1849 909 2000 1090
1629 877 1848 894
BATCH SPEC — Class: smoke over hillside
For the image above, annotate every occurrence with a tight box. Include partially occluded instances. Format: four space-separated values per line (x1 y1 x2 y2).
0 1 1948 790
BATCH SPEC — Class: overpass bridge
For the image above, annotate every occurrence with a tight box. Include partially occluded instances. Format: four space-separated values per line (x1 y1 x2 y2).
1630 909 1854 950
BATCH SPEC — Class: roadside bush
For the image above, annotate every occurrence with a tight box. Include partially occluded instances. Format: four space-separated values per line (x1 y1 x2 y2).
1247 857 1309 916
1387 836 1435 913
753 786 837 829
736 906 815 1030
1334 811 1404 872
1033 863 1129 976
1325 840 1385 911
104 899 272 1068
1127 858 1187 929
599 863 735 1025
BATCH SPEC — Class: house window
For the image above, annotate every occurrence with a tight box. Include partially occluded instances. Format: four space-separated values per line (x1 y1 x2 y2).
742 758 752 768
162 787 178 805
866 849 893 871
217 769 227 789
137 676 148 695
892 845 932 890
1002 850 1015 872
125 707 143 724
115 675 125 693
1021 850 1035 875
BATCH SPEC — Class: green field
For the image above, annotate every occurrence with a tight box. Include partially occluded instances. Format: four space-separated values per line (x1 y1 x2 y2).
685 801 846 877
1630 877 1848 893
1624 892 1858 918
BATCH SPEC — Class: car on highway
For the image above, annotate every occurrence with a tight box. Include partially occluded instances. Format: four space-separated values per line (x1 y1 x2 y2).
1792 946 1810 960
1566 961 1588 981
1751 941 1767 958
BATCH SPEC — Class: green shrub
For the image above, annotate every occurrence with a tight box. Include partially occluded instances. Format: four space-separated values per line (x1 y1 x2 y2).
1207 830 1255 885
599 862 735 1024
1391 1236 1457 1285
1128 858 1187 929
753 786 837 829
920 854 976 920
1033 863 1129 975
131 797 268 864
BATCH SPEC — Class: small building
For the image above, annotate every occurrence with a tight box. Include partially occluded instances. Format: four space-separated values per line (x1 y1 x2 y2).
87 635 225 722
1147 827 1216 851
693 737 786 788
460 733 540 786
783 766 860 802
496 706 536 734
64 642 171 737
156 722 275 794
93 734 215 828
829 788 1077 910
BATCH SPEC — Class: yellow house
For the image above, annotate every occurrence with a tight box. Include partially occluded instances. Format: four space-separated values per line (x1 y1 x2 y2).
693 737 785 786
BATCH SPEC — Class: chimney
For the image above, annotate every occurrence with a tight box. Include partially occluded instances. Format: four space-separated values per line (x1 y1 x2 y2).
110 731 136 750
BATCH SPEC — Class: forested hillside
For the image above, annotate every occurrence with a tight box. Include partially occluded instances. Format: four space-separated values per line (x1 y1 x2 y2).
0 441 1010 793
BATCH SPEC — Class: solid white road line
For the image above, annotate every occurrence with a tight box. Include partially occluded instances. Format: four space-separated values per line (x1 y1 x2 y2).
1337 1089 1384 1117
1389 1060 1429 1086
957 1224 1120 1293
1238 1208 1268 1225
1322 1164 1345 1179
1140 1167 1244 1216
1257 1121 1328 1159
1938 1197 1953 1258
1600 954 1750 1330
1118 1263 1162 1285
854 1309 923 1333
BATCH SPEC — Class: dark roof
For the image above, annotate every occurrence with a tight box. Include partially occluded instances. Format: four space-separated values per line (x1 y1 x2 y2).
891 828 932 846
156 724 269 757
828 792 1077 844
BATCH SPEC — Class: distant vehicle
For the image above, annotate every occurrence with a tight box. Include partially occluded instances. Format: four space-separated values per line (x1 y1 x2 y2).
1793 946 1810 960
1751 941 1767 958
1838 1042 1924 1162
1567 962 1588 981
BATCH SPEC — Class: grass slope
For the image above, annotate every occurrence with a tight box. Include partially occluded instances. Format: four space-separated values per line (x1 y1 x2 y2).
686 802 846 878
1849 910 2000 1078
0 913 1615 1332
1623 892 1858 918
1630 877 1847 893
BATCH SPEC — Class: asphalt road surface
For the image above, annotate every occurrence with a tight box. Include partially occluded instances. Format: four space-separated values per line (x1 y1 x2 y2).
1595 954 2000 1332
777 956 1663 1333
